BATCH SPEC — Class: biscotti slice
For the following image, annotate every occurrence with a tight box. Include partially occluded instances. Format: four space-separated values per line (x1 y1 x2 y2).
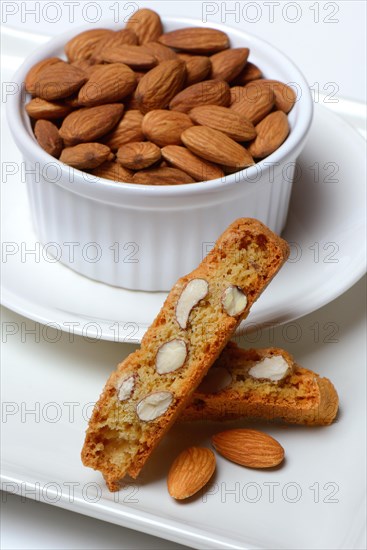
182 342 338 426
81 218 289 490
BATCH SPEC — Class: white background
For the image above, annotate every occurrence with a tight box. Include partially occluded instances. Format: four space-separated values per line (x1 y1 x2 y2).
1 1 366 549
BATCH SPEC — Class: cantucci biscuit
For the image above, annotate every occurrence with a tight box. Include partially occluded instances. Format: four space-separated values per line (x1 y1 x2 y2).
183 342 339 426
81 218 289 490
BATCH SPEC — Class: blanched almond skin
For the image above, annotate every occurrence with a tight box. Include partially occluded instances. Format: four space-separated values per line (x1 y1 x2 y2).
159 28 229 54
162 145 224 182
167 447 216 500
142 110 193 147
59 104 124 145
189 105 256 141
34 61 88 101
132 167 195 185
117 141 161 170
210 48 249 82
103 110 145 151
97 45 157 70
78 64 137 107
248 111 289 159
126 8 163 45
34 120 63 158
60 143 112 170
25 57 61 95
182 126 255 168
26 98 72 120
169 79 231 113
89 161 134 183
65 29 113 61
212 429 285 468
135 59 187 114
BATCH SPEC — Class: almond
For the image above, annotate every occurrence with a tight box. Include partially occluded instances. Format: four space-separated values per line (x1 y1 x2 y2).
169 79 230 113
71 58 98 77
89 160 134 183
33 61 88 101
132 167 195 185
78 64 137 107
167 447 216 500
140 41 178 62
117 141 161 170
248 111 289 158
181 126 254 168
159 28 229 54
142 110 193 147
34 120 63 158
25 98 72 120
126 8 163 45
232 61 263 86
162 145 224 181
184 56 211 86
246 79 297 113
189 105 256 141
103 110 144 151
92 29 138 61
134 59 186 114
97 45 157 70
59 143 112 169
59 104 124 145
25 57 61 95
210 48 249 82
65 29 113 62
212 429 284 468
230 84 275 124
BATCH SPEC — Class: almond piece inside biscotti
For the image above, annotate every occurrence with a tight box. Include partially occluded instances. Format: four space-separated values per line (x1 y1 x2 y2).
182 342 339 426
81 218 289 490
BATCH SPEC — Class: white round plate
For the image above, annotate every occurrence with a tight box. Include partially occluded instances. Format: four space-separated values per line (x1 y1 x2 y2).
1 95 366 343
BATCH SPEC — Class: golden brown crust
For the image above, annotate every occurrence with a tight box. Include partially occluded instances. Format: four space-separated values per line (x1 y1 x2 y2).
81 219 289 490
182 344 339 426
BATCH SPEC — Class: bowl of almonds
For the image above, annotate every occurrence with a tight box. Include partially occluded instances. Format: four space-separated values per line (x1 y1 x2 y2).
8 8 313 291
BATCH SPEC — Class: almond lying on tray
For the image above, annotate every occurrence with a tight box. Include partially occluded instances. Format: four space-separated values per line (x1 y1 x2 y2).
24 7 297 185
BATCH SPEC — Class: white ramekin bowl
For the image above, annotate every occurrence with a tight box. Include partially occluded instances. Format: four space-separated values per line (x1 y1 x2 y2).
7 17 313 291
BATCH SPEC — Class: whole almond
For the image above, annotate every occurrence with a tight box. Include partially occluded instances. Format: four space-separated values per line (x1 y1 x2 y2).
210 48 249 82
169 79 230 113
103 110 144 151
59 104 124 145
126 8 163 44
34 120 63 158
212 429 284 468
230 84 275 124
25 98 72 120
71 58 98 77
65 29 113 61
245 79 297 113
184 56 211 86
78 64 137 107
92 29 138 61
97 45 157 70
142 110 193 147
117 141 161 170
181 126 254 168
135 59 186 114
25 57 61 95
34 61 88 101
60 143 112 169
140 41 178 62
162 145 224 181
232 61 263 86
90 160 134 183
189 105 256 141
167 447 216 500
248 111 289 158
133 167 195 185
159 28 229 54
